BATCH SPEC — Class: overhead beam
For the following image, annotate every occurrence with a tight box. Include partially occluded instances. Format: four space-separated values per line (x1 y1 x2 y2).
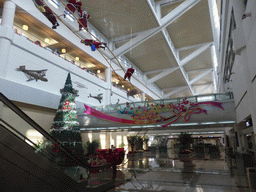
162 83 213 92
147 67 179 84
112 0 200 58
162 85 188 92
189 69 213 85
187 68 213 74
111 28 156 43
176 42 214 52
146 0 200 96
195 84 213 95
156 0 185 7
163 86 188 98
180 42 213 66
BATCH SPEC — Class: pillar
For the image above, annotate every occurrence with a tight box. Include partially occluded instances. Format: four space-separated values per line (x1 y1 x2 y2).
0 0 16 78
142 92 145 101
105 66 112 105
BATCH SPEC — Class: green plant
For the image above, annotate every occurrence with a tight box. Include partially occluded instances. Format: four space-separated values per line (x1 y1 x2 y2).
119 142 125 148
177 132 193 151
85 140 100 155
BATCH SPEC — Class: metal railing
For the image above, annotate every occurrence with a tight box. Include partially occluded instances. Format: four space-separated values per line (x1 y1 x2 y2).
85 92 234 113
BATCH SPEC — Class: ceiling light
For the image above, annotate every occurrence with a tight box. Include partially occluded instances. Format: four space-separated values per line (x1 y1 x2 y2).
127 88 130 91
75 57 79 61
97 70 101 74
61 48 66 53
122 85 124 88
116 81 119 84
87 64 91 68
22 25 28 31
44 38 50 43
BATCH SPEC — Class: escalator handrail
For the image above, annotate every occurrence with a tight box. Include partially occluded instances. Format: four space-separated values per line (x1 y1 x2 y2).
0 118 39 148
0 92 114 172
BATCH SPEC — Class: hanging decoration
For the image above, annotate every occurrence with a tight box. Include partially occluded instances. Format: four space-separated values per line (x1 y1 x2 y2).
84 98 224 127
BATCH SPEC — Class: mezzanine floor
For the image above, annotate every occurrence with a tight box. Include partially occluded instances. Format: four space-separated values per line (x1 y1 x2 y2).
108 149 256 192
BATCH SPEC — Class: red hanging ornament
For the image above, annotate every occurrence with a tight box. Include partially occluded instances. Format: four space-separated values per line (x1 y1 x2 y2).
69 115 72 118
59 115 61 118
76 116 77 118
69 127 71 129
68 106 71 110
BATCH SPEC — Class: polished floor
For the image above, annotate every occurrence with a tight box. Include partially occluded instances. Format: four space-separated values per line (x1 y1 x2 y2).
108 150 256 192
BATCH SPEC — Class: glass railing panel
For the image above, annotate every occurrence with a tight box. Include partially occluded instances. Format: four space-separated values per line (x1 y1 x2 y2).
216 92 233 100
84 93 234 113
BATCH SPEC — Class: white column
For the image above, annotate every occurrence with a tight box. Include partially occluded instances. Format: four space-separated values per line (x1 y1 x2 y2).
0 0 16 78
142 92 146 101
105 66 112 105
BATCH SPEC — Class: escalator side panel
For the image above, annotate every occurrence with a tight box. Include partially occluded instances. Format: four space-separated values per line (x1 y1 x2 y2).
0 125 78 192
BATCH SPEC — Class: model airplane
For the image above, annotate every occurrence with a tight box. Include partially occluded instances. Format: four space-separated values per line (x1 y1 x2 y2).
88 93 103 103
17 65 48 82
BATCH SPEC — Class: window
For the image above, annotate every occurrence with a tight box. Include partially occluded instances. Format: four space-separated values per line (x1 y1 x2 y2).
223 10 236 83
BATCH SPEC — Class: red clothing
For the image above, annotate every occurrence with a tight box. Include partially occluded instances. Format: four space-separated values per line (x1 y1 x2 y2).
78 14 90 30
81 39 94 46
124 67 134 81
42 6 58 26
65 0 82 15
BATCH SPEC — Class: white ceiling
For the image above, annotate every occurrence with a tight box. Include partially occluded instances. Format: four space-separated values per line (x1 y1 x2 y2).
81 0 218 99
0 0 220 100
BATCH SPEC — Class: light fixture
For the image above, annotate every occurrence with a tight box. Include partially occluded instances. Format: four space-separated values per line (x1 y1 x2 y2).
61 48 66 53
87 64 91 68
97 70 101 74
44 38 50 43
75 57 79 61
122 85 124 88
22 25 28 31
116 81 119 84
127 88 130 91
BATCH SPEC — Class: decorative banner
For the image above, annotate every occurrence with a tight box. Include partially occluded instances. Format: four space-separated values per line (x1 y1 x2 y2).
84 98 224 127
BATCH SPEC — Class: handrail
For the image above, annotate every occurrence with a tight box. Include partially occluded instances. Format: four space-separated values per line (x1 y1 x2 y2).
90 92 234 112
0 92 115 175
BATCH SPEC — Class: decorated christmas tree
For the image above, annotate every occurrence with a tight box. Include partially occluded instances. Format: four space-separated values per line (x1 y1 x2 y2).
49 73 84 165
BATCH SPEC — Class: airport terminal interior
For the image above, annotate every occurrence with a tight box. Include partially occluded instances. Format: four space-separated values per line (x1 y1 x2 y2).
0 0 256 191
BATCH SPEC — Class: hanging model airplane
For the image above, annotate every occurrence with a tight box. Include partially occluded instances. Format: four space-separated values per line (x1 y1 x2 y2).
17 65 48 82
88 93 103 103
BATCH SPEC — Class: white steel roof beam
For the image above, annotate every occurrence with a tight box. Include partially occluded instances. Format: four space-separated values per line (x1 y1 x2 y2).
146 0 200 96
180 42 213 66
177 41 214 52
162 83 213 92
163 86 188 98
187 68 213 74
112 0 200 58
189 69 213 85
147 67 179 84
195 84 213 95
156 0 185 7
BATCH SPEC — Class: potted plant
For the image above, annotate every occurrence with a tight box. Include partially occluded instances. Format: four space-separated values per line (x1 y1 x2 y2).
128 136 137 152
85 140 100 155
177 132 195 166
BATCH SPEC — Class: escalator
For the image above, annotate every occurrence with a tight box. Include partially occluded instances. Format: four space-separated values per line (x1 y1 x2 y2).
0 92 117 192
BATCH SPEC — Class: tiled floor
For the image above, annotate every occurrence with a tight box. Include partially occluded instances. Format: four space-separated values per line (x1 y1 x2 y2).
108 151 256 192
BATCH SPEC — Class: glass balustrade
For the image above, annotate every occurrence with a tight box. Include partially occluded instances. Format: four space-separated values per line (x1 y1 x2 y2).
88 92 234 112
